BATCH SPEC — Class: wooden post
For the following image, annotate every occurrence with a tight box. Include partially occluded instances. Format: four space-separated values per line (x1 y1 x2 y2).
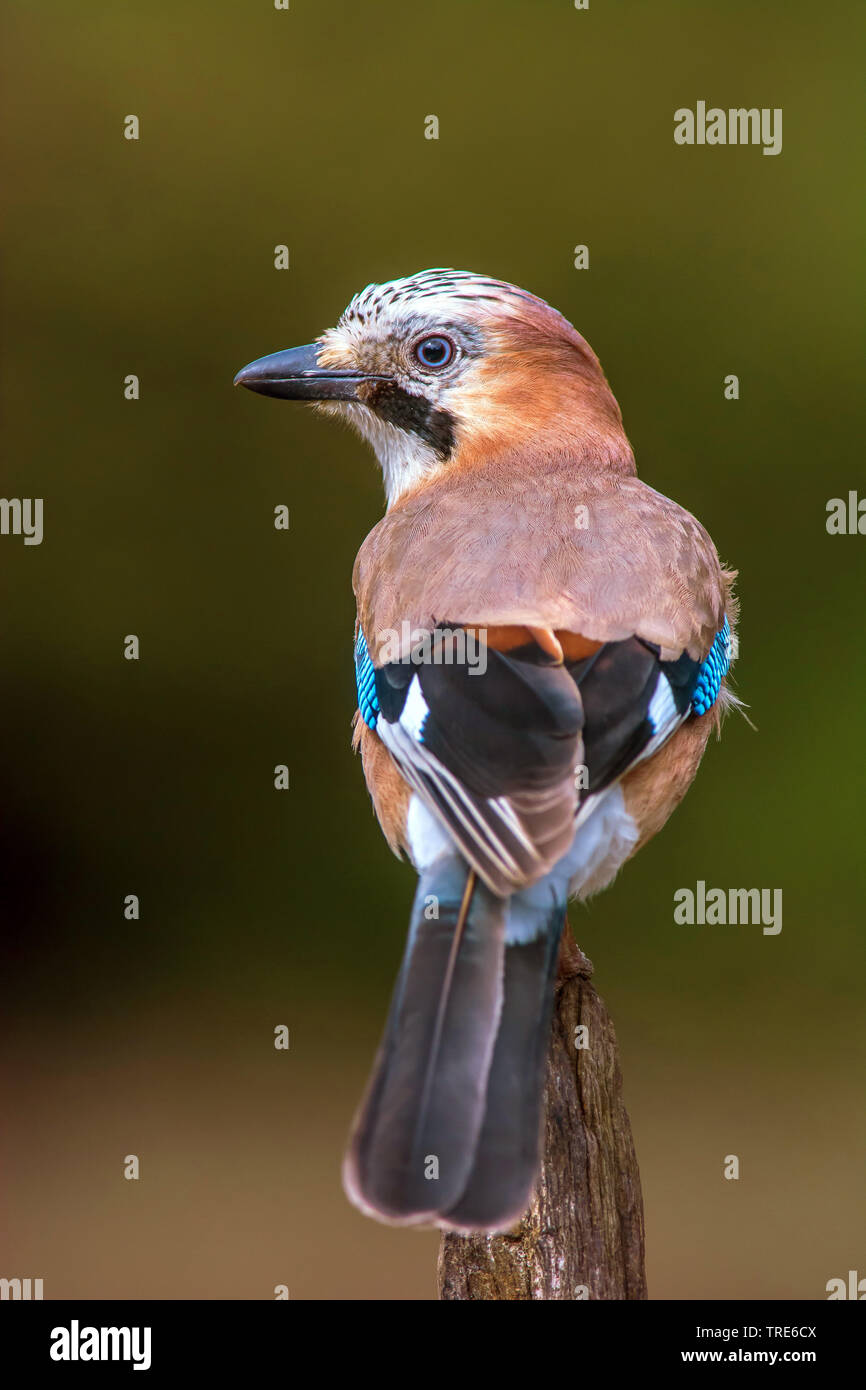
437 927 647 1300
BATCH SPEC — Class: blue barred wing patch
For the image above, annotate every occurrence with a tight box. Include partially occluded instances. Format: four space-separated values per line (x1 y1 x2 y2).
692 618 732 716
355 628 380 731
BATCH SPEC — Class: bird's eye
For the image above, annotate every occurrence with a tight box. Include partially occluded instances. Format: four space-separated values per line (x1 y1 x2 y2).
414 335 455 369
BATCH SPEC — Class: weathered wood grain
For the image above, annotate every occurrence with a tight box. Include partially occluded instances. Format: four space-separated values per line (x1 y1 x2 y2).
438 929 647 1300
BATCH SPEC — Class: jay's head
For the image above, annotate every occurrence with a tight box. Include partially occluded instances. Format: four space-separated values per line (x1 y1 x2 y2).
235 269 631 505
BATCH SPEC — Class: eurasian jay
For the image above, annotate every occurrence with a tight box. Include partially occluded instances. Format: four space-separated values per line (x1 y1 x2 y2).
235 269 738 1233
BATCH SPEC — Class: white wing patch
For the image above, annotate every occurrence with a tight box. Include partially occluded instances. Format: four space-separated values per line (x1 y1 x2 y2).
399 676 430 740
640 671 686 760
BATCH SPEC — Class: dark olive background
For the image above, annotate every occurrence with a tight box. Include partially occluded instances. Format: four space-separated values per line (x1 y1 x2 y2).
2 0 863 1298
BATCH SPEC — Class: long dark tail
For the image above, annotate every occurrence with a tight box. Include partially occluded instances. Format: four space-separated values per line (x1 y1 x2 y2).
343 856 564 1231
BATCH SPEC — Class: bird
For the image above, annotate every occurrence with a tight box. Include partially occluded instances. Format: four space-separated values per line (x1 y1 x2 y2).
234 269 738 1233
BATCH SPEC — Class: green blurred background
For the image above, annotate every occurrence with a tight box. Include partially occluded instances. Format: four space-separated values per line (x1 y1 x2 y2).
2 0 863 1299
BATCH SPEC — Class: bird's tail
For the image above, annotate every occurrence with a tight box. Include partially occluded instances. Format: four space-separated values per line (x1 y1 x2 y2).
343 854 564 1231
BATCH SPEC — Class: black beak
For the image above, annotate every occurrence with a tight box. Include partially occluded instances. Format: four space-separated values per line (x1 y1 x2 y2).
233 342 387 401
